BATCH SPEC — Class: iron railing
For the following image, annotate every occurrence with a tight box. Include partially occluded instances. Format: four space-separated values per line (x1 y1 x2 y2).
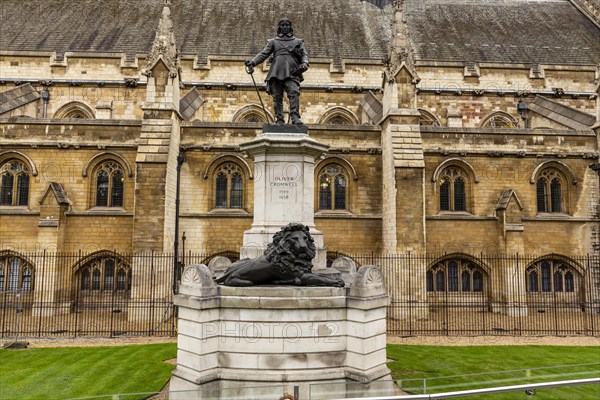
0 251 598 338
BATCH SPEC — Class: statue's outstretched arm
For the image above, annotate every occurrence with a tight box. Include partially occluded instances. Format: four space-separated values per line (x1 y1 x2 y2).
250 40 274 67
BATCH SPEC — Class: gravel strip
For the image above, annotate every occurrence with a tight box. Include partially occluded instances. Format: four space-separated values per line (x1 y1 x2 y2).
387 335 600 346
13 336 177 348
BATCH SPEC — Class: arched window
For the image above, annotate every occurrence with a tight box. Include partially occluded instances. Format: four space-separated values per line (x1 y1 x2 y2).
481 112 518 128
0 161 30 206
418 109 441 126
526 259 579 293
76 253 131 293
244 113 264 123
214 163 244 209
427 258 486 293
94 161 125 207
232 105 271 123
536 169 564 213
0 253 35 292
317 107 360 125
318 164 348 210
438 167 469 212
53 102 95 119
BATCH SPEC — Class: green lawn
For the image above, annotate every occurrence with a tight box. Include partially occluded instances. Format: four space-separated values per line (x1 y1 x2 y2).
1 343 599 400
387 345 600 400
0 342 177 400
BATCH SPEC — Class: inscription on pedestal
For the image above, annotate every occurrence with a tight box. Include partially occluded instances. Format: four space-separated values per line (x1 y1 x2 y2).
268 162 301 204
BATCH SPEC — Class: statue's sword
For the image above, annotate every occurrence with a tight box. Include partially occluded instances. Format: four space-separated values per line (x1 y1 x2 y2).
246 65 272 123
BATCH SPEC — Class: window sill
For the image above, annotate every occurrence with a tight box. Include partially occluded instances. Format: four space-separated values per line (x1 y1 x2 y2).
88 207 126 212
315 210 354 217
427 291 485 295
530 213 572 220
0 206 37 215
208 208 250 216
428 212 494 220
526 292 575 296
315 210 356 218
67 208 132 216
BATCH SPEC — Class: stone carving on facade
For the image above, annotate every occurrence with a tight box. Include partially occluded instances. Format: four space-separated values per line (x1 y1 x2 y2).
142 0 181 79
216 223 345 287
124 78 138 88
384 0 420 84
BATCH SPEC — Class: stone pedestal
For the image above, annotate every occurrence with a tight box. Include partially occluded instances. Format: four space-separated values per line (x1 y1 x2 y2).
170 264 391 399
239 126 329 269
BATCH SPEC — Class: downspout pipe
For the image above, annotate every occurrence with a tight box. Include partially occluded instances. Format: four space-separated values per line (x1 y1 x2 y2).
41 90 50 118
173 151 186 295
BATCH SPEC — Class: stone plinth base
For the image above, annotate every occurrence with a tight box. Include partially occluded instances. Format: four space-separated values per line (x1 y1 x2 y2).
170 375 396 400
239 127 329 269
170 264 390 398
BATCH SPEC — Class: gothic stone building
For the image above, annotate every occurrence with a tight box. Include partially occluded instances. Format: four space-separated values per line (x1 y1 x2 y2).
0 1 599 316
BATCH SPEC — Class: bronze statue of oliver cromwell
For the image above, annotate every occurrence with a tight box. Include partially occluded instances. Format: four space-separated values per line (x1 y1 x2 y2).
245 18 309 125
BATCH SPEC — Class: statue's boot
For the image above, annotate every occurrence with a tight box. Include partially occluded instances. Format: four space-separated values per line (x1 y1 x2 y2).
274 96 285 125
289 94 304 125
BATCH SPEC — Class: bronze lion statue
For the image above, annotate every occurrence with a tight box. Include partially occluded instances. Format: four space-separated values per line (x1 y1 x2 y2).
216 223 344 287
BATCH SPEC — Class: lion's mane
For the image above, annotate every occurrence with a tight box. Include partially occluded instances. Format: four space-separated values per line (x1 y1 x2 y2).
264 223 316 275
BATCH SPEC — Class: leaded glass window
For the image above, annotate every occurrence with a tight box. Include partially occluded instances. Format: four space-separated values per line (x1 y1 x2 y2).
439 178 450 211
81 269 90 290
438 167 469 212
95 161 125 208
427 259 486 293
550 178 561 213
481 113 517 128
536 170 564 213
526 260 579 293
216 173 228 208
0 161 30 206
77 254 131 293
318 164 348 210
0 254 35 292
214 164 244 209
21 268 32 291
230 173 243 208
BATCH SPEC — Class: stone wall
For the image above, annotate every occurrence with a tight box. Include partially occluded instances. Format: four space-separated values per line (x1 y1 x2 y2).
0 121 138 251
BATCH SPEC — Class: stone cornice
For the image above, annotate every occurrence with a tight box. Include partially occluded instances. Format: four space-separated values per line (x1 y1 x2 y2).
414 60 599 71
181 144 381 155
0 118 142 127
0 143 137 150
420 126 596 137
424 149 598 160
